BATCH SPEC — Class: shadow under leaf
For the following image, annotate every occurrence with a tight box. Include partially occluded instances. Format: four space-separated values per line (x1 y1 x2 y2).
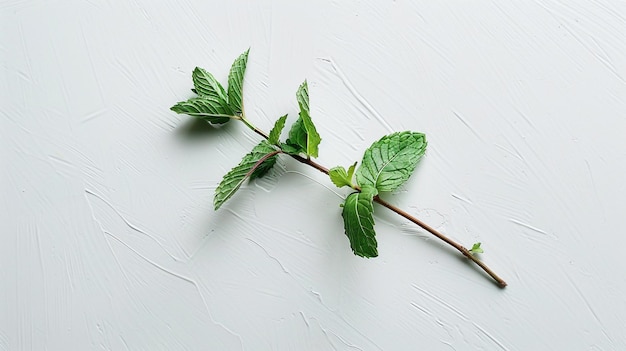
175 117 233 140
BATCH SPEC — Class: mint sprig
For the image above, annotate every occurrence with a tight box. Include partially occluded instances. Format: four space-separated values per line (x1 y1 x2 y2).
170 49 507 288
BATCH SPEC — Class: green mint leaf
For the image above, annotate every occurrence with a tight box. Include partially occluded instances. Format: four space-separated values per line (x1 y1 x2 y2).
329 166 350 188
342 186 379 258
356 131 427 192
170 96 234 124
329 162 357 188
268 114 288 145
296 81 321 158
192 67 228 102
296 79 310 113
279 142 302 155
250 152 279 180
347 162 357 181
285 117 307 154
214 141 279 210
227 49 250 115
470 242 484 254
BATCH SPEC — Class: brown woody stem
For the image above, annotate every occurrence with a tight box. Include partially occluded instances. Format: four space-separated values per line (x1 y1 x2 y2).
373 197 507 288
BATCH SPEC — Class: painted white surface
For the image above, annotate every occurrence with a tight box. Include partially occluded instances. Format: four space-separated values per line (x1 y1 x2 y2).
2 1 626 349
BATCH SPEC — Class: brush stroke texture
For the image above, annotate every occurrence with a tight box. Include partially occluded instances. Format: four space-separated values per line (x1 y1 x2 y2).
2 0 626 350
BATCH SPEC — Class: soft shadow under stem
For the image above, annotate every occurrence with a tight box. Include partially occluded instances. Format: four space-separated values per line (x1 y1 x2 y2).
241 117 507 288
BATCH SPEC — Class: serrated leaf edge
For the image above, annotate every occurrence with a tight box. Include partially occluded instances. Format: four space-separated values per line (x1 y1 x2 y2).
214 142 279 210
192 67 228 102
268 114 288 145
227 49 250 115
170 96 236 124
295 81 321 158
329 166 350 188
356 132 426 192
342 186 379 258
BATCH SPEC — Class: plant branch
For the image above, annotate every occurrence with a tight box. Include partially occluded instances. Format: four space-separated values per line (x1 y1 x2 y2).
373 197 507 288
241 116 267 138
237 117 507 288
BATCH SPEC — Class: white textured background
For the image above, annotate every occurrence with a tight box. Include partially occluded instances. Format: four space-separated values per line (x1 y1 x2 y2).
3 1 626 350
